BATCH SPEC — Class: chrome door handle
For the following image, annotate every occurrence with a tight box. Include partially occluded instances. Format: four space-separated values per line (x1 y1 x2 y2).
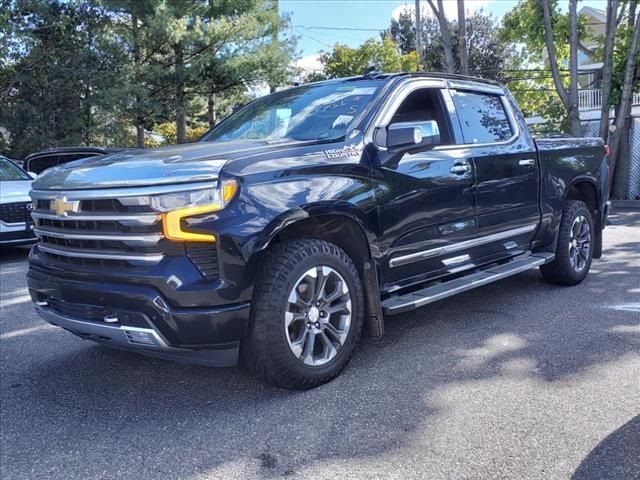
450 162 472 174
518 159 536 167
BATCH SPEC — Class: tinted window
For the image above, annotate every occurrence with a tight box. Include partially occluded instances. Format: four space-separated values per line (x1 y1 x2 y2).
28 156 60 174
451 91 513 144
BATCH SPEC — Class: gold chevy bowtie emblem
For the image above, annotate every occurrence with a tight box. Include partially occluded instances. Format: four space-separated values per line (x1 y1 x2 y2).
51 196 79 216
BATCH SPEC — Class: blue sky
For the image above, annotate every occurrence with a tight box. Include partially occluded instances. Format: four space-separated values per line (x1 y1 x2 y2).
280 0 607 61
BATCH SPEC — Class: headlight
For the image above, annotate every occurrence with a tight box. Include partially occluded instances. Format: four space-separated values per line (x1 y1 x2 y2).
152 178 238 242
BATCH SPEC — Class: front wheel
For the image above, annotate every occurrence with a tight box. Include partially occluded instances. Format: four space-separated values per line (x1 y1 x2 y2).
540 200 594 286
242 239 364 390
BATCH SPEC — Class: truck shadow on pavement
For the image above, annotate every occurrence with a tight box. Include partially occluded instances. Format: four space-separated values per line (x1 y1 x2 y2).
1 215 639 479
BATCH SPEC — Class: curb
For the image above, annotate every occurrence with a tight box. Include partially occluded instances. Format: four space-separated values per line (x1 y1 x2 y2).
610 200 640 211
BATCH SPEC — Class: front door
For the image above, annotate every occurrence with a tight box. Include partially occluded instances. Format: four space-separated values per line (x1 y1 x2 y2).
372 86 477 293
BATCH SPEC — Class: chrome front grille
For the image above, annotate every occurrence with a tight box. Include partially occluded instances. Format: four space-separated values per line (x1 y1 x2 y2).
30 183 219 275
31 192 165 267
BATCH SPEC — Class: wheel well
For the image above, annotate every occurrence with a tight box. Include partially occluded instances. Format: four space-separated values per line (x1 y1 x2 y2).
565 180 602 258
566 181 598 217
271 215 384 337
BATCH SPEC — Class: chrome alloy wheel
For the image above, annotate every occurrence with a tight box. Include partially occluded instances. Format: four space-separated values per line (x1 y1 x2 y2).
284 266 352 367
569 214 591 272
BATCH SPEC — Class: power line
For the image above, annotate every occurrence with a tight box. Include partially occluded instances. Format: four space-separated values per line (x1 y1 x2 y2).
292 25 383 32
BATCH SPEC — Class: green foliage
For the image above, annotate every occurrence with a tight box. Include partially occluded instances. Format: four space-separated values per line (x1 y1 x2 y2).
149 122 208 146
318 37 417 79
0 0 297 157
382 7 517 80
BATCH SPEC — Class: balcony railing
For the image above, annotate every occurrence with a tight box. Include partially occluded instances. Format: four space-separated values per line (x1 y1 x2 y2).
579 89 640 110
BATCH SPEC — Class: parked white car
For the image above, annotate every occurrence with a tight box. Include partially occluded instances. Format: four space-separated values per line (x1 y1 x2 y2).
0 155 37 246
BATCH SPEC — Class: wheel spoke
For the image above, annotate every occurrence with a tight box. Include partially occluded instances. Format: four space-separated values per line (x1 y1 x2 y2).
314 266 330 302
324 322 348 344
324 300 349 316
302 330 316 364
317 330 337 359
288 287 308 311
285 311 306 328
290 329 308 357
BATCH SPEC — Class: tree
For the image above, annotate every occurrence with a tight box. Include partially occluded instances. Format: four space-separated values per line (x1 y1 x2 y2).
540 0 581 136
0 0 121 157
608 2 640 198
318 37 418 79
598 0 618 141
425 0 455 73
383 8 517 80
457 0 469 75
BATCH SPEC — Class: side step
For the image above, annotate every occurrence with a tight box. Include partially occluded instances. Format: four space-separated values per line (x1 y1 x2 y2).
381 252 555 315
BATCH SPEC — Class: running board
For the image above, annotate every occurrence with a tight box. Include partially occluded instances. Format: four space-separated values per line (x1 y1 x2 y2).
381 252 555 316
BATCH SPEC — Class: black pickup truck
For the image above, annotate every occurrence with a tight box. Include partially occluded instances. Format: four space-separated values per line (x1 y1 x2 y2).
27 73 610 389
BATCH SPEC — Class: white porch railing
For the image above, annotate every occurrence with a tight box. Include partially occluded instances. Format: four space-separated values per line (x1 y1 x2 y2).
578 89 640 111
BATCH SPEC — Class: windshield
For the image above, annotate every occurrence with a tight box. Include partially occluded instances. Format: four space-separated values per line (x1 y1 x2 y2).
0 157 30 181
201 81 383 143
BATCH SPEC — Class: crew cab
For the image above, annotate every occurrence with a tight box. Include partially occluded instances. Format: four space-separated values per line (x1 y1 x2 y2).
27 73 609 389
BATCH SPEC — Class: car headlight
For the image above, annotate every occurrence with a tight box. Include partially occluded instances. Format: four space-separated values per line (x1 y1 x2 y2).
151 178 238 242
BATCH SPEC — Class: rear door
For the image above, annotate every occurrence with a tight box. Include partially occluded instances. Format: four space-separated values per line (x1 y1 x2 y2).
448 86 540 257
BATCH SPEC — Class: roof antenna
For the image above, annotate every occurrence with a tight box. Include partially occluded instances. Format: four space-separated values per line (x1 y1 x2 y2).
362 61 382 78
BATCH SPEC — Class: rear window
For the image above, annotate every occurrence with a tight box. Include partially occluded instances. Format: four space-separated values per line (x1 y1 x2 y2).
451 91 513 144
28 153 102 174
28 155 60 174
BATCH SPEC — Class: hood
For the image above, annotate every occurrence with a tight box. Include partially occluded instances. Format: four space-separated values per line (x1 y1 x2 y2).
1 180 33 202
31 140 302 190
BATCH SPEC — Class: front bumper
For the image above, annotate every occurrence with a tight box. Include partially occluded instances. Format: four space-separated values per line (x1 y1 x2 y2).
0 221 36 245
28 266 251 367
35 306 240 366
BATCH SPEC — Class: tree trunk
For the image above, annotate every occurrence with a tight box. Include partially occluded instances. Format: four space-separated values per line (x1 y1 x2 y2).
175 43 187 144
207 94 216 128
567 0 582 137
427 0 455 73
415 0 423 70
132 10 145 148
541 0 583 136
599 0 618 140
457 0 469 75
609 9 640 198
612 114 631 199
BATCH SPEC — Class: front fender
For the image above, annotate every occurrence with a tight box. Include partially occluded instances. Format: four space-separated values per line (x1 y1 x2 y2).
240 174 379 258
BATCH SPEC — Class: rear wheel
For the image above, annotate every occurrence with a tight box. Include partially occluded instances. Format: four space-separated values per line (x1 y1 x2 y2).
242 239 364 390
540 200 594 286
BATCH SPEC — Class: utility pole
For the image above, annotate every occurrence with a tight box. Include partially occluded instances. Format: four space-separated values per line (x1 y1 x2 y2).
415 0 423 70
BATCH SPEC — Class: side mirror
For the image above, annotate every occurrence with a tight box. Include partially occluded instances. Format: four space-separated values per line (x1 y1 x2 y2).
376 120 440 155
28 171 38 179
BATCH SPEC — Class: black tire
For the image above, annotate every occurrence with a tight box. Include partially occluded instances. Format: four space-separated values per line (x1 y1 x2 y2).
540 200 594 286
241 239 364 390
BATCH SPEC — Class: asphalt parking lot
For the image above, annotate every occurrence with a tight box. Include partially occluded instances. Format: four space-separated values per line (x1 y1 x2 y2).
1 211 639 480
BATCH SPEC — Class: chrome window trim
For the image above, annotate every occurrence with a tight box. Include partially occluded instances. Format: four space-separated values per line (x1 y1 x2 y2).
389 224 537 268
446 80 504 95
30 180 216 200
38 244 164 263
31 211 160 225
365 77 520 153
34 228 163 244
